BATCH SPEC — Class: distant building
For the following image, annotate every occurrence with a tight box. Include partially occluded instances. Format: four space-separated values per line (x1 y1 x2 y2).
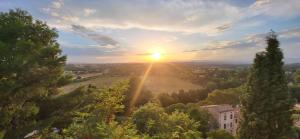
201 104 239 135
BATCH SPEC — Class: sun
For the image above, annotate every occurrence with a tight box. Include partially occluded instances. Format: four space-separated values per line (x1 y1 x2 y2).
151 52 161 60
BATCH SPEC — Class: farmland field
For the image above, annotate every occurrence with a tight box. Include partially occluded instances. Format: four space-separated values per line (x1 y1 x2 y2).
59 76 129 95
143 75 201 94
60 74 201 95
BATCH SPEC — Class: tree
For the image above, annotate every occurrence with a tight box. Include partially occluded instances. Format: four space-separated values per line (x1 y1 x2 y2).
132 103 167 135
97 121 142 139
158 93 177 107
123 77 154 114
295 76 300 84
164 111 201 139
208 130 235 139
290 85 300 102
239 31 295 139
57 82 130 138
165 103 218 138
0 9 66 138
188 107 218 138
293 70 300 84
165 103 187 114
205 87 244 106
132 103 201 138
84 81 129 123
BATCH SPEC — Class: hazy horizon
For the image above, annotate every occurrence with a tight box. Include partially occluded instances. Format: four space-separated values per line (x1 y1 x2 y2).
65 57 300 64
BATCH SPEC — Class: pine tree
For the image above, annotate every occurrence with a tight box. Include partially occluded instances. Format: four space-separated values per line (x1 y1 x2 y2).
239 31 295 139
0 9 67 138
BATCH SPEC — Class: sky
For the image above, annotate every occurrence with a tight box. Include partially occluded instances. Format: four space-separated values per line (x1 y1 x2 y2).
1 0 300 63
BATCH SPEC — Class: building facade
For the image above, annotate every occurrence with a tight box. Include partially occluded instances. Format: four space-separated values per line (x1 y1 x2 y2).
201 104 239 135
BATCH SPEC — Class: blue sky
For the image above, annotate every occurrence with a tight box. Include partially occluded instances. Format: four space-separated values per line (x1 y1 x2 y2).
1 0 300 63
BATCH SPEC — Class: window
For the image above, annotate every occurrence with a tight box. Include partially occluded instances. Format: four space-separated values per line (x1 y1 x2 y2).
224 114 226 120
235 119 238 123
224 124 226 129
230 122 233 127
230 114 233 119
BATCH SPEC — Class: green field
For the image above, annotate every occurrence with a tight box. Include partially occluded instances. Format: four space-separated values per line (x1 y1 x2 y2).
59 76 129 95
144 75 201 94
60 74 201 95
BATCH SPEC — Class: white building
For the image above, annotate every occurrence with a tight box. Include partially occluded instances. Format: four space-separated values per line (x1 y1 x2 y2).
201 104 239 135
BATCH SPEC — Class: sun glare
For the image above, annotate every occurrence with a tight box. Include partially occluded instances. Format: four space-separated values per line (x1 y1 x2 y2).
151 52 161 60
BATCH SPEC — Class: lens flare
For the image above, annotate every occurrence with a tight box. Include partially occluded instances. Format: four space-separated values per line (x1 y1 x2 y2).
126 63 153 115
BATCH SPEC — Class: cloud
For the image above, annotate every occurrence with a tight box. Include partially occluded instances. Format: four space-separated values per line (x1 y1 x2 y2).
58 25 125 57
89 44 117 49
279 28 300 38
191 39 259 51
50 12 59 17
164 36 178 42
250 0 300 18
183 50 199 53
43 0 300 35
61 46 126 56
71 24 119 47
181 31 270 63
201 41 245 50
51 0 63 9
83 8 96 16
42 0 243 35
215 24 231 32
184 27 300 52
33 0 300 63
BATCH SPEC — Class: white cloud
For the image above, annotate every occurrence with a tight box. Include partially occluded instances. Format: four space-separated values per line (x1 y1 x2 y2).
185 27 300 61
51 0 63 9
42 7 50 13
164 36 178 42
250 0 300 18
62 16 79 22
39 0 300 35
50 12 59 17
279 28 300 38
83 8 96 16
42 0 243 35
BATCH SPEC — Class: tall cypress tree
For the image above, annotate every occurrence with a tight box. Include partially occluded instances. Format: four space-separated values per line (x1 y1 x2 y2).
239 31 295 139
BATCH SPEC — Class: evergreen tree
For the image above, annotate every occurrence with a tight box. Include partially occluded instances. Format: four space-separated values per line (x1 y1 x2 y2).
0 9 66 138
239 31 295 139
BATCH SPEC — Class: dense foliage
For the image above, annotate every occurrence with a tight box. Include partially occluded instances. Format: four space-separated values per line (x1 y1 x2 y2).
35 84 205 139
